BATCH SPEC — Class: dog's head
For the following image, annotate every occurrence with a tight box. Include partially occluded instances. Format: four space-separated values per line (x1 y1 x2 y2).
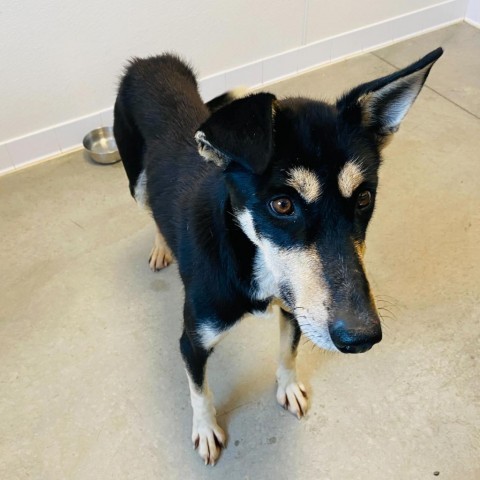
196 48 443 353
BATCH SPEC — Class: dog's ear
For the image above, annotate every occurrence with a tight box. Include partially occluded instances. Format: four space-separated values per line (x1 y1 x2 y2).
337 47 443 149
195 92 276 174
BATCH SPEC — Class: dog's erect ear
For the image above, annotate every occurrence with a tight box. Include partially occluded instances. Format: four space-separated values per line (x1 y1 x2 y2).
195 92 276 174
337 47 443 148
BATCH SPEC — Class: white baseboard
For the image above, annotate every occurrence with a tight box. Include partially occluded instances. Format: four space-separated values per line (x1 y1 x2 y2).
0 0 465 176
465 18 480 28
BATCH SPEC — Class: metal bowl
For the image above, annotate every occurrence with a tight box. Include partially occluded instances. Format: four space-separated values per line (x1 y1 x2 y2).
83 127 120 164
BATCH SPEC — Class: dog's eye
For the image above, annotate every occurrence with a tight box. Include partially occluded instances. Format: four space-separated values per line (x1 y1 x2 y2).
357 191 372 209
270 197 294 215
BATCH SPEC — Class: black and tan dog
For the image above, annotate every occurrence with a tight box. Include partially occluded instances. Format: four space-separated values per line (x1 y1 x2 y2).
113 48 443 465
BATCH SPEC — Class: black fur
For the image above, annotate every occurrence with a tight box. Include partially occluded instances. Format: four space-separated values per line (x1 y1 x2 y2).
114 49 442 388
114 55 272 387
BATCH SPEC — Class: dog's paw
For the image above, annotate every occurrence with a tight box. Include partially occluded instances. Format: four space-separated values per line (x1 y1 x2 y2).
148 243 173 271
276 367 308 419
192 421 226 466
276 381 308 418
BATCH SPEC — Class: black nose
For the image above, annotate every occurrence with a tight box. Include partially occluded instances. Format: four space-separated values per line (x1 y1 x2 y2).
330 319 382 354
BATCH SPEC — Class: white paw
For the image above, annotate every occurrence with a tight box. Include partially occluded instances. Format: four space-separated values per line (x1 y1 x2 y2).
148 243 173 271
192 419 226 466
276 367 308 419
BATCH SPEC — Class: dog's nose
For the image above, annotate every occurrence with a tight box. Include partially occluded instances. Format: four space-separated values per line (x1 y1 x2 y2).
330 318 382 354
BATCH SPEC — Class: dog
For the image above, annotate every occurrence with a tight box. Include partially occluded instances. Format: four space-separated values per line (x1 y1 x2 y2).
113 47 443 465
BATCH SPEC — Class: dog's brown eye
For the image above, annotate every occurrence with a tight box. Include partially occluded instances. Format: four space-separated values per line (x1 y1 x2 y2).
270 197 294 215
357 191 372 209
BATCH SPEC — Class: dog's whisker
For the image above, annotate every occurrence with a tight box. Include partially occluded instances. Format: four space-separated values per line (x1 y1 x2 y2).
375 297 397 305
377 306 398 320
377 314 393 331
375 300 398 310
375 294 399 300
376 299 397 306
377 312 397 322
375 295 400 306
378 313 395 321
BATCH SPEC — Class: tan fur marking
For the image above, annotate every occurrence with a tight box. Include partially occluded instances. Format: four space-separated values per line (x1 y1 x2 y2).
338 161 364 198
276 308 308 418
149 224 174 271
286 167 321 203
354 240 366 258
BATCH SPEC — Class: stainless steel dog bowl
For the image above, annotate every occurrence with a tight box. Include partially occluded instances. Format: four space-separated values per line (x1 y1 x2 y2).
83 127 120 164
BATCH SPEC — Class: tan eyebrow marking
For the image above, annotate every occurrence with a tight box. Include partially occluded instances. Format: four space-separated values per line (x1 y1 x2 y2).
338 160 365 198
286 167 321 203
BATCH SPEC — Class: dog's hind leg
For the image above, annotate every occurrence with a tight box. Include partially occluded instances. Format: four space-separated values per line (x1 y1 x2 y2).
114 101 173 271
149 223 174 271
180 314 227 466
276 309 308 418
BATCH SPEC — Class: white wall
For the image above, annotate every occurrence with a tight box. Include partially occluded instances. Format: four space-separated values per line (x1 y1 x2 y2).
305 0 440 41
1 0 307 143
466 0 480 24
0 0 469 172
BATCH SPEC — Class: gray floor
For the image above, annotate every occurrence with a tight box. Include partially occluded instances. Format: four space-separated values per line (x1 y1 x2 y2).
1 22 479 480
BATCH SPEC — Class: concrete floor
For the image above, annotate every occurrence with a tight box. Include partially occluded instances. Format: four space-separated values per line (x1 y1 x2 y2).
1 22 479 480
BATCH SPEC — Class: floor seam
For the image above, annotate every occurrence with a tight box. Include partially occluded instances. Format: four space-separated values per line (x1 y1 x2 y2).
371 52 480 121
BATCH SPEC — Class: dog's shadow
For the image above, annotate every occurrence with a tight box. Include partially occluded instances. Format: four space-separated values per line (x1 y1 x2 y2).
208 312 325 435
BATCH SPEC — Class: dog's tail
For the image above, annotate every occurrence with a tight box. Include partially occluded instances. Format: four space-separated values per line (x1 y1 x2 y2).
205 87 249 113
113 96 145 199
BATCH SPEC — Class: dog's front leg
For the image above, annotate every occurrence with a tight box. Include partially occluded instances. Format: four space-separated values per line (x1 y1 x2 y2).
180 327 226 465
276 309 308 418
